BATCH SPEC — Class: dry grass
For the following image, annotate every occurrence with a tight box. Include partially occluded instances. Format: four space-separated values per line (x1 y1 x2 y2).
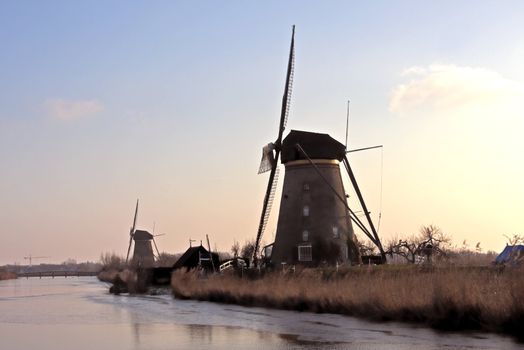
171 265 524 339
97 269 121 283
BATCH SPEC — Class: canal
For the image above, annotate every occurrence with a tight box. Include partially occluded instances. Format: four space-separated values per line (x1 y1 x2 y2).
0 277 522 349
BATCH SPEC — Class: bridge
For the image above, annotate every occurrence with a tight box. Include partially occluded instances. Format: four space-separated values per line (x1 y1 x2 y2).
16 271 99 278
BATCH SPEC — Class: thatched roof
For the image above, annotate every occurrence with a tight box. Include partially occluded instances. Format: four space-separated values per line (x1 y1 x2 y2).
133 230 153 240
281 130 346 163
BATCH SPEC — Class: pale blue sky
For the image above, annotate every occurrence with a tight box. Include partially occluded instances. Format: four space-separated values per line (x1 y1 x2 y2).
1 1 523 264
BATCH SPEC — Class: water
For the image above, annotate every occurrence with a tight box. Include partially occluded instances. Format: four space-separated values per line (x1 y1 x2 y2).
0 277 522 350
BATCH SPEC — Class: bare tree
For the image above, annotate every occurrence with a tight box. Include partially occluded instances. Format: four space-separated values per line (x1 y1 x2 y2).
504 234 524 245
100 252 126 270
417 225 450 262
231 240 240 258
418 225 450 247
156 253 180 267
386 235 419 263
240 240 256 260
358 239 378 256
387 225 450 264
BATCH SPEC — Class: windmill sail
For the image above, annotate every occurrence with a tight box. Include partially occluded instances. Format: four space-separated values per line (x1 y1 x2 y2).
126 199 139 263
280 34 294 133
258 143 276 174
259 167 279 234
253 26 295 264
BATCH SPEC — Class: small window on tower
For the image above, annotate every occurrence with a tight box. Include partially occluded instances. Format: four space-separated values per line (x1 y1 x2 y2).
332 226 339 238
303 205 310 217
302 230 309 242
298 244 312 262
303 183 310 191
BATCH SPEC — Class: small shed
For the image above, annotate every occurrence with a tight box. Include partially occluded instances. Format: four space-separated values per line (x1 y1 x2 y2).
495 245 524 265
173 245 219 271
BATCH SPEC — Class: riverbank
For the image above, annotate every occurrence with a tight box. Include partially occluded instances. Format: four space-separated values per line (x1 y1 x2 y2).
98 268 170 294
97 268 140 293
0 271 17 280
97 268 121 283
171 265 524 341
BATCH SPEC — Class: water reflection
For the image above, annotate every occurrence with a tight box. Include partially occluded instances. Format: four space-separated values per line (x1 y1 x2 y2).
186 324 213 344
0 278 523 350
132 322 142 347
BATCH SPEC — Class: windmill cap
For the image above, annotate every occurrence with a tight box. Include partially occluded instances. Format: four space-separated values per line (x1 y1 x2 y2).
281 130 346 163
133 230 154 240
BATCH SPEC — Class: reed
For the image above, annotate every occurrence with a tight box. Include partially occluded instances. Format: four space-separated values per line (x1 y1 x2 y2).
171 265 524 339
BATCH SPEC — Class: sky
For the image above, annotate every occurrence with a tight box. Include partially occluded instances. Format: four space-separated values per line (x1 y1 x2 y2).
1 1 523 265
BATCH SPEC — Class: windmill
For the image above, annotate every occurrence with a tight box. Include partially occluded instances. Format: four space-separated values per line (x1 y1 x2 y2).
253 26 385 267
125 199 160 268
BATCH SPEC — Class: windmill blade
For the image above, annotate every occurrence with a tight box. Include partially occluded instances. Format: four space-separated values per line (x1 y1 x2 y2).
132 199 139 233
253 165 280 262
152 238 161 259
125 234 133 263
126 199 139 263
258 25 295 174
253 26 296 266
261 167 280 235
276 25 295 145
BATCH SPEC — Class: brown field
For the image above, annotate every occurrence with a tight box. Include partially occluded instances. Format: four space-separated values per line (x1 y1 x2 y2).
171 265 524 340
0 271 17 280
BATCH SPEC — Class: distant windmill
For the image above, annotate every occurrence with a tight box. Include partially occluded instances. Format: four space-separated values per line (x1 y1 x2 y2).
23 255 49 266
253 26 385 267
125 199 160 267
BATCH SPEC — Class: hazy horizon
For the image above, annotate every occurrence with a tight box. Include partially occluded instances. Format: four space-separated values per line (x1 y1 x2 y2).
1 1 523 265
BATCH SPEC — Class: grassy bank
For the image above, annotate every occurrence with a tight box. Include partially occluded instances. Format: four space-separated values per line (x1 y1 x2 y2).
97 268 121 283
171 266 524 340
0 271 17 280
98 268 158 294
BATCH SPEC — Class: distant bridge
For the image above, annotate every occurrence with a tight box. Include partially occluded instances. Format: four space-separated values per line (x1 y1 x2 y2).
16 271 99 278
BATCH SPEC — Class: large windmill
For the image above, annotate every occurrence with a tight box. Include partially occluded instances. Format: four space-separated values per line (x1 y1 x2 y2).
125 199 160 268
253 26 385 267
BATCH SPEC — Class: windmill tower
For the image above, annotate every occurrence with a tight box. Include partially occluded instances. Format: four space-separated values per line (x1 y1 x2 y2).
253 26 385 267
125 199 160 268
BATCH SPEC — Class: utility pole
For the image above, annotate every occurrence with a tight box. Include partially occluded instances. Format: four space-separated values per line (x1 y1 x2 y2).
23 255 49 266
